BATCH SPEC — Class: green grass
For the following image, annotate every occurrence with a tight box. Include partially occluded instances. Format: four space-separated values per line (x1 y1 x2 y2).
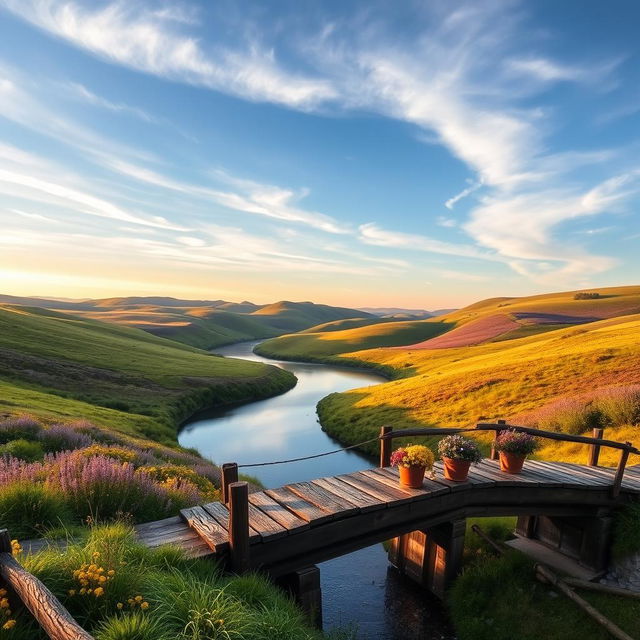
3 523 339 640
0 305 295 442
449 550 640 640
255 319 453 361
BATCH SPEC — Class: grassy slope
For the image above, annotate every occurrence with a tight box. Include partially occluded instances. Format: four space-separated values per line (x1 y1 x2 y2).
0 305 294 443
317 312 640 459
260 285 640 360
255 318 453 361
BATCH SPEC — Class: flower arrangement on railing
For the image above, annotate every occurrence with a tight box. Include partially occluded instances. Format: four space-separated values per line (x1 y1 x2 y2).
494 430 539 474
438 435 482 482
391 444 434 488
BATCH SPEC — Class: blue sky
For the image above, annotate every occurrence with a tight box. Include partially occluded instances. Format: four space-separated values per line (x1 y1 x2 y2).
0 0 639 308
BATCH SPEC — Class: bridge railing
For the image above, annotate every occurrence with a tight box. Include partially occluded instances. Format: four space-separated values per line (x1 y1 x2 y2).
378 420 640 498
0 529 93 640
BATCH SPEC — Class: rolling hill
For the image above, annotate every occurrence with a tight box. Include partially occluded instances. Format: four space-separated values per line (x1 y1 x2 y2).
259 286 640 360
315 286 640 465
0 295 371 350
0 305 295 444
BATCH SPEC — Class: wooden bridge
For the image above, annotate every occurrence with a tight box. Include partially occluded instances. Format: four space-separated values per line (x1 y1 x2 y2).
135 422 640 624
2 422 639 638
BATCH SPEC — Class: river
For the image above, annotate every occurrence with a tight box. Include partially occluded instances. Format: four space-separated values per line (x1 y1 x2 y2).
179 341 455 640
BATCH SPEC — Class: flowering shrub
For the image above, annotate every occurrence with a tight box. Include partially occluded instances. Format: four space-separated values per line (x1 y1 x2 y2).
494 430 538 456
79 445 139 464
438 435 482 463
136 464 218 499
390 444 434 469
0 416 41 444
38 424 93 453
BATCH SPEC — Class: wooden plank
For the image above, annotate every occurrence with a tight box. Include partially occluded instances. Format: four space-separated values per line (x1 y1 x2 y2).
285 481 359 517
180 505 229 553
336 471 415 505
249 492 310 533
532 461 609 489
432 461 498 489
372 467 452 495
202 501 261 544
134 516 182 534
247 503 288 541
265 487 334 525
0 550 93 640
312 476 385 512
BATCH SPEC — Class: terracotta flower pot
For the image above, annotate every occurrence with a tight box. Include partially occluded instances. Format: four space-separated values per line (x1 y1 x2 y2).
443 457 471 482
499 451 526 474
399 465 426 488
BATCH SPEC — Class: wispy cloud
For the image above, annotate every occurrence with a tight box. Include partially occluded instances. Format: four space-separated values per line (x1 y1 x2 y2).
1 0 336 109
445 180 483 210
64 82 161 123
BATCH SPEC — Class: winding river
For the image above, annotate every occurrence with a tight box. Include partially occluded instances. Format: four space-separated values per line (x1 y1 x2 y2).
179 341 455 640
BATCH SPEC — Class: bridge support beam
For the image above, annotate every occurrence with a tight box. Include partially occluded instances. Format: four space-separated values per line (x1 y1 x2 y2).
389 519 466 599
515 510 613 573
275 566 322 628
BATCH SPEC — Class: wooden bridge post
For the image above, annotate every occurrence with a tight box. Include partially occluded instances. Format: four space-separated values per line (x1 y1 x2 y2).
380 426 392 468
222 463 239 504
389 519 466 599
228 481 250 574
490 419 506 460
611 444 631 498
588 428 604 467
276 566 322 628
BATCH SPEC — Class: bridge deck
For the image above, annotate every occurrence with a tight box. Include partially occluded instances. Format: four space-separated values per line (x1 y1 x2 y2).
135 460 640 572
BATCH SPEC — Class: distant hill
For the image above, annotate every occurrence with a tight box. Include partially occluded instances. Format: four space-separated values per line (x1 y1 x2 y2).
359 307 434 317
0 305 294 442
261 285 640 361
0 295 371 350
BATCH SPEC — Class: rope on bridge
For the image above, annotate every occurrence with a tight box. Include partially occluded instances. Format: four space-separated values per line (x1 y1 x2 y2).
237 436 381 468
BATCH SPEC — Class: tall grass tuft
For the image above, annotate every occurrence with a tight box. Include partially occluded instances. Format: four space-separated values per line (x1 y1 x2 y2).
94 612 172 640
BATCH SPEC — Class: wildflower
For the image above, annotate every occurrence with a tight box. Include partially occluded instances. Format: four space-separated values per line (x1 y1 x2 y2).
0 598 10 609
68 589 76 596
140 602 149 610
0 590 6 597
10 540 22 556
79 588 86 595
116 602 123 610
92 552 100 559
107 570 115 577
134 595 143 603
2 619 15 630
93 587 104 598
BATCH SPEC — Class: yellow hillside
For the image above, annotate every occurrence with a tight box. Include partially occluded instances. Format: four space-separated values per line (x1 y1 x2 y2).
317 312 640 464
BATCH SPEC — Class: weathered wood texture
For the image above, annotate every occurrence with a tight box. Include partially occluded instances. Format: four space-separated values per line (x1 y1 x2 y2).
0 548 93 640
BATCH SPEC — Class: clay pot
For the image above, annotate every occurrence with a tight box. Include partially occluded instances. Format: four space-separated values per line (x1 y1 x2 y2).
499 451 526 474
399 465 426 488
443 458 471 482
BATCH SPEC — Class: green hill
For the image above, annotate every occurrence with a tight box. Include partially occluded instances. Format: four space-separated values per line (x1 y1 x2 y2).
258 285 640 360
255 318 453 361
0 305 294 444
0 295 370 350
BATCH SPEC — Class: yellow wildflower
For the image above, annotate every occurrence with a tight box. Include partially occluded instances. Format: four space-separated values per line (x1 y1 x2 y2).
140 602 149 610
0 598 9 609
134 595 143 603
107 570 115 577
116 603 123 610
94 588 104 598
79 588 86 595
68 590 76 596
2 619 15 630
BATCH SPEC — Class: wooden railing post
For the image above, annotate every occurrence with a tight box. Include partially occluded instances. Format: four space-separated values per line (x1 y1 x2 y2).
611 444 631 498
380 426 392 468
222 462 239 504
0 529 94 640
490 419 505 460
588 428 604 467
229 481 250 574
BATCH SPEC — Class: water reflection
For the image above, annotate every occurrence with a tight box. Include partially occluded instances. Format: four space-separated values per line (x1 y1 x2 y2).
178 341 455 639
